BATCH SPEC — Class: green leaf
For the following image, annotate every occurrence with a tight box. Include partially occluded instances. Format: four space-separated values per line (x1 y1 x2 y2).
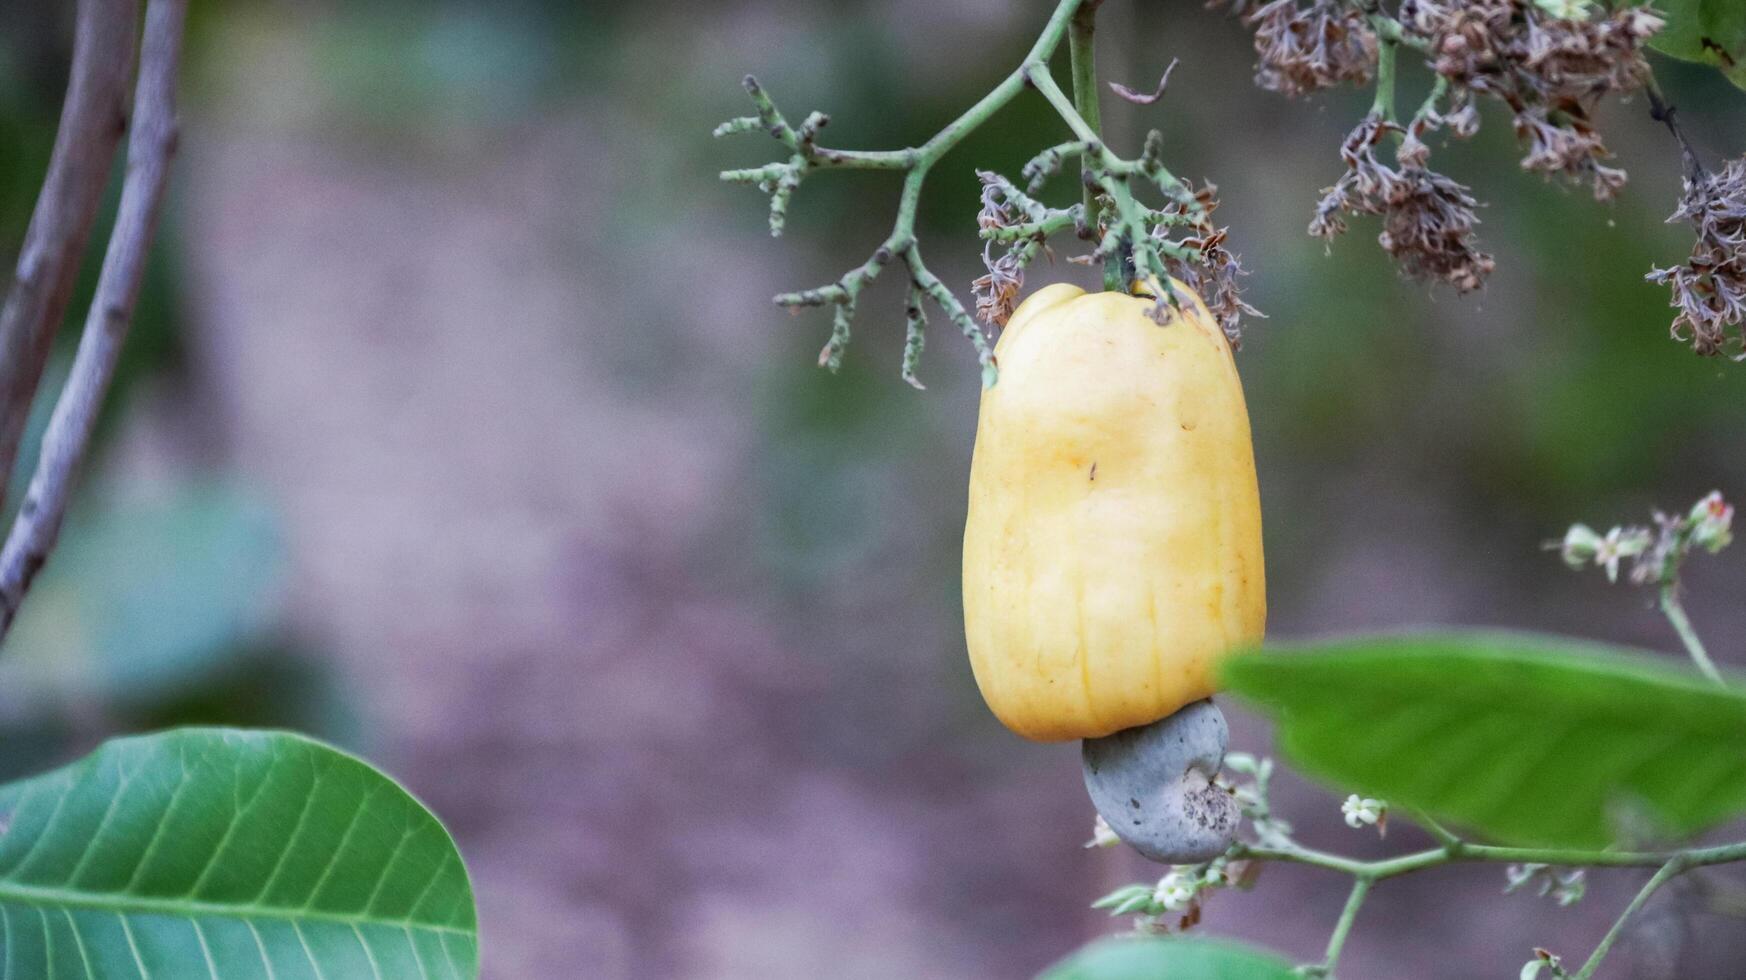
0 727 477 978
1222 631 1746 847
1648 0 1746 90
1038 936 1297 980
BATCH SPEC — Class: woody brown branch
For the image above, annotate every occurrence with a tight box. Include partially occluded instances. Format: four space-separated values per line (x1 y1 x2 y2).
0 0 189 637
0 0 139 517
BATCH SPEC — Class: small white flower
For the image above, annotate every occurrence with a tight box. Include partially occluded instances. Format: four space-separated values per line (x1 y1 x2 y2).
1151 871 1197 911
1084 814 1120 850
1594 526 1650 582
1341 794 1385 829
1690 491 1734 553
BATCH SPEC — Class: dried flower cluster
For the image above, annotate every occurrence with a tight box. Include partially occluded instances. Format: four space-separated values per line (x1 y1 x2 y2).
1646 159 1746 358
973 143 1260 344
1401 0 1662 199
1150 182 1263 345
972 171 1047 327
1311 115 1494 292
1238 0 1379 96
1221 0 1683 313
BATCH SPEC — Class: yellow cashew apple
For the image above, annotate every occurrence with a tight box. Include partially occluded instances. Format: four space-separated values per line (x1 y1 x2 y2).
961 280 1265 741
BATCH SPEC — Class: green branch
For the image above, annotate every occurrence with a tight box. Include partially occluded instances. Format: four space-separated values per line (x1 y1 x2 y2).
1025 67 1199 305
1412 75 1452 127
1224 834 1746 976
1067 0 1116 289
1574 858 1687 980
1659 582 1724 685
716 0 1092 386
1368 11 1429 53
981 207 1083 243
1371 36 1398 122
1233 837 1746 882
1305 877 1371 979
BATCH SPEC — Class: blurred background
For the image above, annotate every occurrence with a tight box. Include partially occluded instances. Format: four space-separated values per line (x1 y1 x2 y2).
2 1 1745 977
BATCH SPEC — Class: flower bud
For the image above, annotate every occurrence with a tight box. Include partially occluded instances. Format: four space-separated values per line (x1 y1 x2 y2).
1558 524 1603 568
1085 814 1121 850
1689 491 1734 554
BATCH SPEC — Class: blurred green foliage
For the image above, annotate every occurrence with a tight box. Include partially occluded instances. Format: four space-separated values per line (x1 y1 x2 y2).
1650 0 1746 90
1 485 284 709
1038 935 1296 980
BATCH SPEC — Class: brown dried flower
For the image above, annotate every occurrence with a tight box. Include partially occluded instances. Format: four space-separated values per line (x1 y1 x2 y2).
976 171 1020 233
1380 166 1495 292
1311 115 1494 293
1514 107 1627 200
1234 0 1378 96
1152 183 1262 346
973 171 1047 327
974 248 1027 328
1400 0 1661 198
1646 157 1746 358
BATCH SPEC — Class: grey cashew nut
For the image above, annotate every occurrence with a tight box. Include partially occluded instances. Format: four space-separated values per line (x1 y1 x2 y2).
1081 699 1239 864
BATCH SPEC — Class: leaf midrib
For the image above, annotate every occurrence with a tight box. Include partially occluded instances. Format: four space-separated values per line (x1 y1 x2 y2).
0 880 476 939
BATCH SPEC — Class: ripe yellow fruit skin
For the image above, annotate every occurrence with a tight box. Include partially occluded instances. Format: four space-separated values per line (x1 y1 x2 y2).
962 281 1265 742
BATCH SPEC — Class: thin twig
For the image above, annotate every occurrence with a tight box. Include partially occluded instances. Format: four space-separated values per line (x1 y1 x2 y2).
0 0 188 638
1644 81 1705 184
1658 584 1724 685
1405 806 1463 853
1574 858 1687 980
0 0 139 513
1371 35 1398 121
1309 876 1371 978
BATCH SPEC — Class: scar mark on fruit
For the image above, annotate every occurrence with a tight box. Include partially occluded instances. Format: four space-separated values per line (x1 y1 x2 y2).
1089 462 1097 481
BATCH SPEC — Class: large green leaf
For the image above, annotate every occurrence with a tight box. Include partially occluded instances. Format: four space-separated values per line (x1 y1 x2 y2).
1223 632 1746 848
1648 0 1746 90
0 728 477 978
1038 936 1297 980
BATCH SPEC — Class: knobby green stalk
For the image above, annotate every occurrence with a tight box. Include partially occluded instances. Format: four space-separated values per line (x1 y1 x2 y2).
719 0 1213 383
1024 67 1200 311
717 0 1092 388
